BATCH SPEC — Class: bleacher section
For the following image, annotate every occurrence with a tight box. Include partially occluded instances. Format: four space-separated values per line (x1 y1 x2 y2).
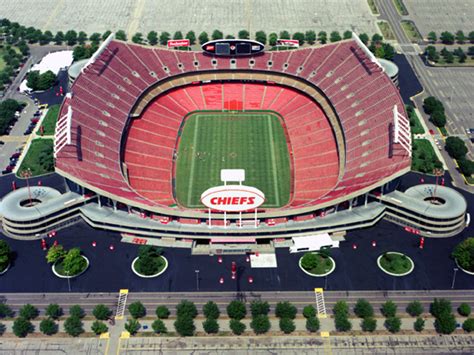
55 39 410 215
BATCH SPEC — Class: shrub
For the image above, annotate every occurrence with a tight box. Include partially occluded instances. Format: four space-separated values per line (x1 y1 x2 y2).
135 246 164 275
155 305 170 319
128 301 146 319
458 303 471 317
333 301 349 317
434 312 457 334
279 317 295 334
91 320 108 335
229 319 246 335
335 314 352 332
151 319 167 334
19 304 39 320
301 253 319 270
430 298 452 318
275 301 297 319
0 240 11 270
45 304 63 319
414 317 425 332
69 305 85 318
462 318 474 332
354 299 374 318
39 318 57 335
250 300 270 317
227 300 246 320
306 316 320 332
385 316 401 333
452 238 474 272
62 248 87 276
174 316 195 336
0 303 13 318
303 305 316 319
250 314 271 334
176 300 197 319
361 317 377 332
125 319 140 335
93 304 112 320
203 301 220 319
64 316 83 337
381 301 397 317
203 318 219 334
12 317 34 337
406 301 424 317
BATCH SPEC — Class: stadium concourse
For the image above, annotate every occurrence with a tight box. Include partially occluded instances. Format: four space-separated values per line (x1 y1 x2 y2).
0 35 468 252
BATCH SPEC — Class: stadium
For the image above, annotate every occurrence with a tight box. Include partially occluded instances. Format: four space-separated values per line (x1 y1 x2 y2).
1 34 468 248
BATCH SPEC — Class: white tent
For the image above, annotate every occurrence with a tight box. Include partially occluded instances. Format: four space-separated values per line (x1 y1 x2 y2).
289 233 339 253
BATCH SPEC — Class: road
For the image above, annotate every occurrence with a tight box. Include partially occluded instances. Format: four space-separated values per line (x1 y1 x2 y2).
377 0 474 193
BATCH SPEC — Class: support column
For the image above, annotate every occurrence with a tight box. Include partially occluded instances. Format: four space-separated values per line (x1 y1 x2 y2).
349 199 353 211
364 193 368 207
208 208 212 228
98 197 102 208
224 211 227 229
113 200 117 211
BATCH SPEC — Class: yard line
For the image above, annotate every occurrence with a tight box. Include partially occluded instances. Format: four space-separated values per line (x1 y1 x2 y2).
186 115 200 206
267 115 280 206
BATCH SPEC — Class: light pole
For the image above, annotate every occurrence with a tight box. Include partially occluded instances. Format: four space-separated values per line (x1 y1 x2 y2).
20 168 32 206
451 268 458 289
195 269 200 291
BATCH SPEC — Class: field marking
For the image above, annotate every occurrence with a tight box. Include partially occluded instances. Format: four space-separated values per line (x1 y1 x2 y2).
266 115 280 206
186 115 200 206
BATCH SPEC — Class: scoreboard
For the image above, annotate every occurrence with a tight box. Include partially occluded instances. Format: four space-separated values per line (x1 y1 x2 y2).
202 39 264 56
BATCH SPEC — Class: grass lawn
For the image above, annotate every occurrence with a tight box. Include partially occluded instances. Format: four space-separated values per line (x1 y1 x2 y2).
379 252 413 274
175 111 291 208
392 0 408 15
411 139 442 173
17 138 54 177
401 21 422 43
134 255 166 276
466 176 474 185
367 0 379 15
54 257 87 277
377 22 395 41
41 105 60 135
301 254 334 275
407 106 424 135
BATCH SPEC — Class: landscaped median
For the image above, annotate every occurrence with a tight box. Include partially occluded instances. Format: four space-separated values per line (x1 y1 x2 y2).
452 238 474 276
131 246 168 278
377 252 414 276
47 245 89 279
299 251 336 277
16 138 54 177
40 104 60 136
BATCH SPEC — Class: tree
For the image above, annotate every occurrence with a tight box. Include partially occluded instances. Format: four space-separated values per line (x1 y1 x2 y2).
155 305 170 319
227 300 246 320
176 300 197 319
212 30 223 40
306 316 320 332
303 305 316 319
185 31 196 45
301 253 319 270
91 320 108 335
445 51 454 63
361 317 377 332
343 30 352 40
69 305 85 318
64 30 77 45
151 319 167 334
238 30 249 39
0 323 5 336
0 240 11 270
269 32 278 46
458 158 474 176
381 42 395 60
275 301 297 319
427 31 437 43
115 30 127 41
45 304 63 319
435 312 457 334
40 30 54 45
225 34 235 39
229 319 246 335
102 30 112 40
62 248 86 276
292 32 305 45
124 319 140 335
250 300 269 317
12 317 33 337
385 316 401 333
333 301 349 317
250 314 271 334
463 318 474 332
198 32 209 45
78 31 87 44
372 33 383 44
431 110 446 127
128 301 146 319
359 33 369 45
93 304 112 320
54 31 64 44
173 31 183 40
335 314 352 331
406 301 424 317
159 32 170 45
423 96 444 114
279 30 290 39
203 301 220 319
318 31 327 44
452 238 474 271
19 304 38 320
89 32 101 44
445 136 468 160
425 45 439 62
203 318 219 334
131 32 143 44
40 318 58 335
279 317 295 334
430 298 452 318
145 31 158 45
381 301 397 317
456 30 466 44
64 316 83 337
305 30 316 45
354 299 374 318
174 316 195 336
414 317 425 332
469 31 474 44
440 31 455 44
0 303 13 318
330 31 341 42
255 30 267 44
458 303 471 317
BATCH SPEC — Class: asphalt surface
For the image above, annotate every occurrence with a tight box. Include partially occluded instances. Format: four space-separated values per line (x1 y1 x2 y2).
393 53 423 104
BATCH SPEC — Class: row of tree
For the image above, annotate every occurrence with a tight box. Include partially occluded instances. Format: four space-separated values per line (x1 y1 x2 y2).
0 43 28 90
427 30 474 45
425 46 473 64
0 99 23 135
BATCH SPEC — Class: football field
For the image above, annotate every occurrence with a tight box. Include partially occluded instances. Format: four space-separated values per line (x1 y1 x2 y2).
175 112 291 208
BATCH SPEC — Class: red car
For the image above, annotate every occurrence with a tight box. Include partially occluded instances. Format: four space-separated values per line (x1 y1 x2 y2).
30 118 39 124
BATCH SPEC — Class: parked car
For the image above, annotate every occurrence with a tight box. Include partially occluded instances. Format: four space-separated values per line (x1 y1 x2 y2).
10 152 20 159
33 111 41 117
38 104 48 109
30 118 39 124
0 141 5 145
24 127 33 135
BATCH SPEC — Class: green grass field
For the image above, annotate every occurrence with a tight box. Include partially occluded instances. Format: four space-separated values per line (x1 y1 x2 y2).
41 104 60 135
17 138 54 177
175 112 291 208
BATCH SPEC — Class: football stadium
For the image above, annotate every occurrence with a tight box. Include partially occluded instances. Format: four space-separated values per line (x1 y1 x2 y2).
1 34 467 249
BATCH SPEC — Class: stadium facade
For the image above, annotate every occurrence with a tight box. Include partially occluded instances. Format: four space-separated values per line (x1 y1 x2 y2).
0 35 467 250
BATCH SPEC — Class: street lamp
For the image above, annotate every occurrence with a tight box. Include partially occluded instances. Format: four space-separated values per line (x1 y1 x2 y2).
451 268 458 289
195 269 200 291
